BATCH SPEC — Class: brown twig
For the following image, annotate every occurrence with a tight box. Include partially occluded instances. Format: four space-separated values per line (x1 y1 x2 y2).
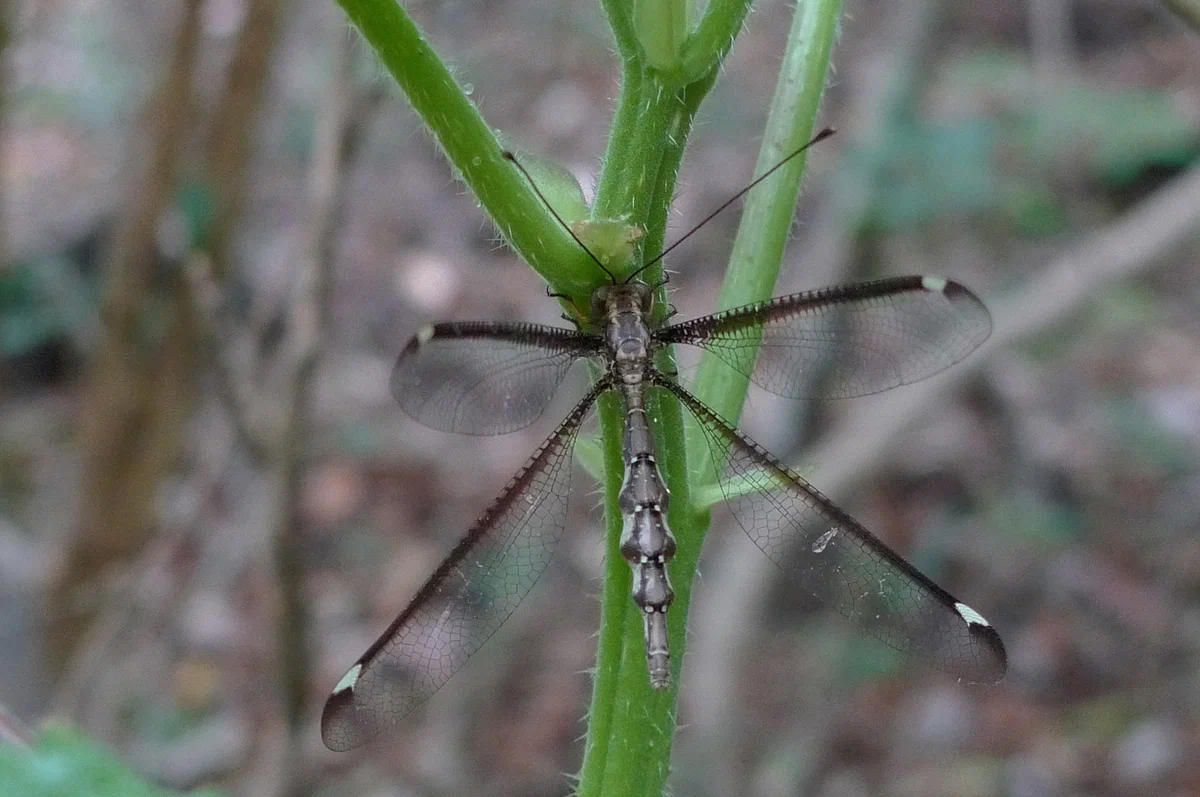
263 30 376 797
51 416 235 730
182 251 274 462
174 29 382 797
204 0 286 280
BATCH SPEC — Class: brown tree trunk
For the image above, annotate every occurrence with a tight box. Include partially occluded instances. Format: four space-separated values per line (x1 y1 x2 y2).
50 0 205 677
205 0 286 280
52 0 287 678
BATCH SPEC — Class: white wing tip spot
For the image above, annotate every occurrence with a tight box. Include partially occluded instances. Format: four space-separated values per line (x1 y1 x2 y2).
955 602 990 627
922 276 948 292
416 325 436 345
332 663 362 695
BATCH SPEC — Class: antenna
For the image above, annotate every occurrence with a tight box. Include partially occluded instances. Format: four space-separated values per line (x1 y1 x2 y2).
624 126 836 284
501 151 617 283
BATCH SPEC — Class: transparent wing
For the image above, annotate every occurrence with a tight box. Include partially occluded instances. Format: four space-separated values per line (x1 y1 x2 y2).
658 276 991 399
321 383 604 751
392 322 599 435
660 378 1006 684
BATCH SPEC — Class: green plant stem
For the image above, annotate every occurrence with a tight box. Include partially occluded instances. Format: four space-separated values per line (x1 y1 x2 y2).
689 0 842 425
578 64 719 797
600 0 639 60
581 0 841 792
591 70 676 228
579 75 684 797
641 68 720 277
678 0 756 83
337 0 597 303
594 68 645 209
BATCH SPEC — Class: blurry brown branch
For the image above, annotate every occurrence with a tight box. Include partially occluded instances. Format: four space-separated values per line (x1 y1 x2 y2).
272 28 355 775
690 160 1200 750
199 30 379 797
204 0 285 280
55 0 291 757
1 0 8 266
51 421 235 731
53 0 205 679
183 252 274 462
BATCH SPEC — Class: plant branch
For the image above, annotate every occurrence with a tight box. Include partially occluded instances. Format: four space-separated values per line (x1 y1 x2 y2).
600 0 639 60
55 0 205 679
204 0 285 279
590 69 677 229
182 253 274 462
679 0 756 82
580 76 683 797
579 66 723 797
688 0 842 425
338 0 598 303
594 69 645 217
681 2 942 784
580 0 841 792
271 30 374 795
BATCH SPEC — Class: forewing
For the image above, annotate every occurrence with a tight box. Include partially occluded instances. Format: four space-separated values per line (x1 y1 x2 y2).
661 379 1006 684
658 276 991 399
392 322 599 434
321 383 604 751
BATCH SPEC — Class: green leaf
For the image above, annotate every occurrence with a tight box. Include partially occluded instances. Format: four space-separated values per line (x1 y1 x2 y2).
496 140 590 224
0 725 226 797
338 0 599 304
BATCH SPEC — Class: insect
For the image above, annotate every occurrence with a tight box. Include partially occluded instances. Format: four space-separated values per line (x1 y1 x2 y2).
321 131 1007 752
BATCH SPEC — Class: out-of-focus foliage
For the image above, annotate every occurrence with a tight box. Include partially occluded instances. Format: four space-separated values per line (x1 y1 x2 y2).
948 51 1199 185
984 493 1084 548
0 726 225 797
0 180 214 375
863 50 1200 235
0 257 83 359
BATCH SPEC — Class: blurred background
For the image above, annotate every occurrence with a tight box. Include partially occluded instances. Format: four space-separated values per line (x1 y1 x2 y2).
2 0 1200 795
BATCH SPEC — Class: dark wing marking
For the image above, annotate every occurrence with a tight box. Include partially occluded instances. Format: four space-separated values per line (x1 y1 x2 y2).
659 377 1006 684
392 322 600 435
657 276 991 399
321 382 606 751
